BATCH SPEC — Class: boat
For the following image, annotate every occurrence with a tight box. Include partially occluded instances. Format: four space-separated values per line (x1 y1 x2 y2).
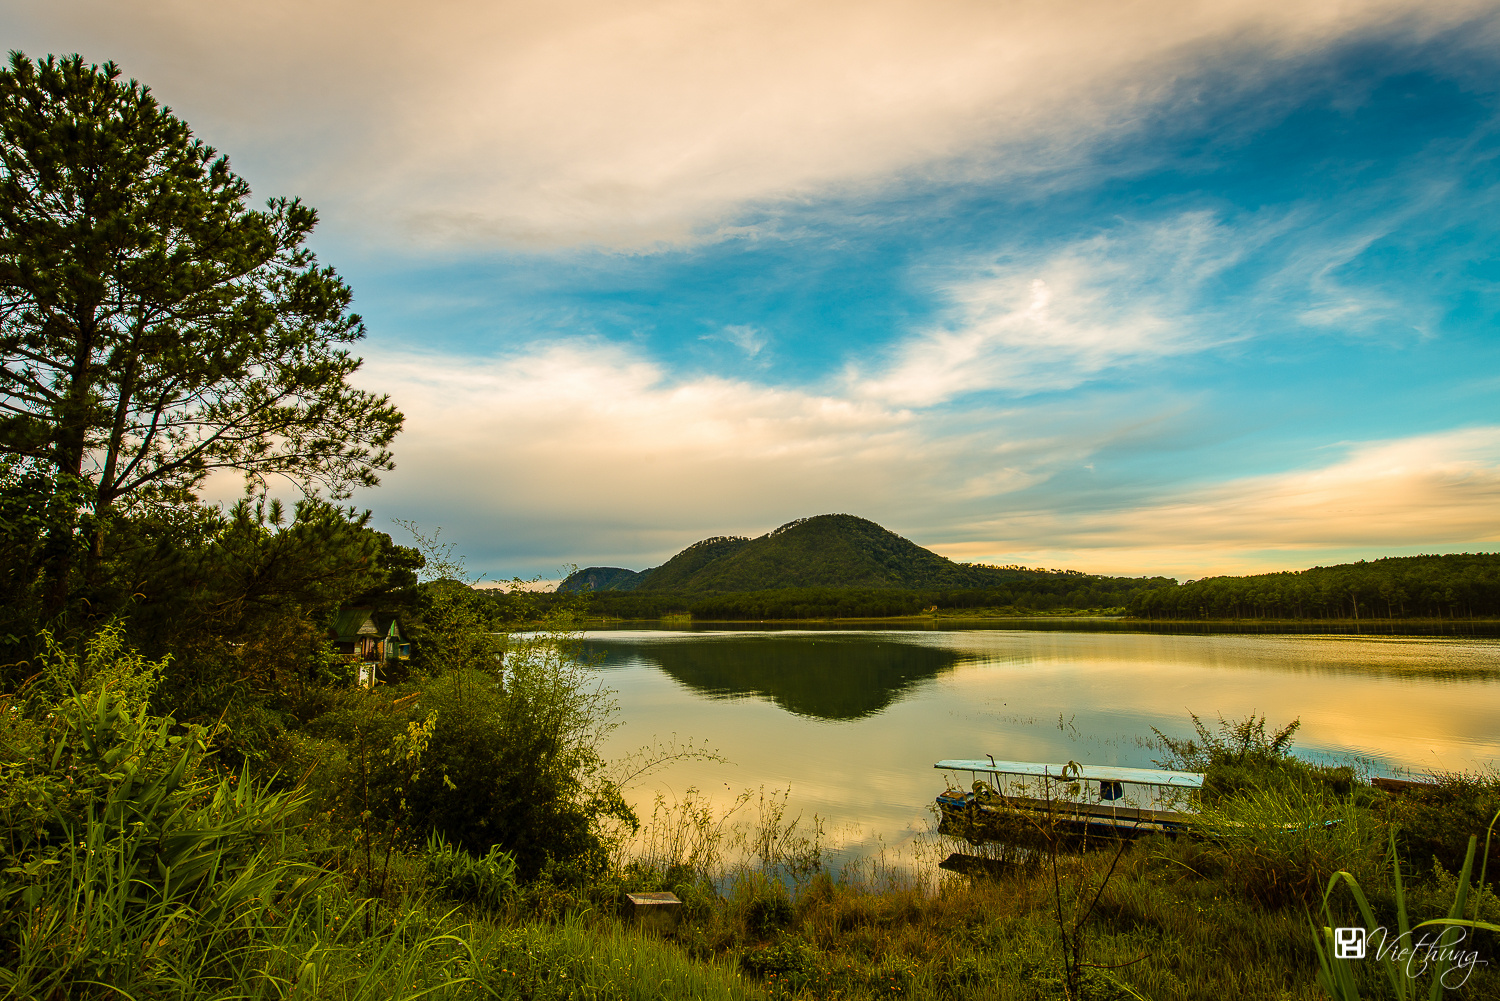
934 757 1205 842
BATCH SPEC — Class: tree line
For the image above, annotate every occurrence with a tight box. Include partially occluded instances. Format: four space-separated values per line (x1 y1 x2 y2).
1126 553 1500 620
484 575 1178 622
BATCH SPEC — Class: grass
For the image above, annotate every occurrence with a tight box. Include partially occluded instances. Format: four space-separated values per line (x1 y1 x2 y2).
6 777 1500 1001
4 637 1497 1001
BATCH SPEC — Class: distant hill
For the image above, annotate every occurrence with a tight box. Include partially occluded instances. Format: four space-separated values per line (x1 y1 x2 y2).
557 566 650 592
557 514 1120 594
1128 552 1500 620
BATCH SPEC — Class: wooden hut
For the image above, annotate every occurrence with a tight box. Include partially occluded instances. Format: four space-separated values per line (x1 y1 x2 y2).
329 608 411 687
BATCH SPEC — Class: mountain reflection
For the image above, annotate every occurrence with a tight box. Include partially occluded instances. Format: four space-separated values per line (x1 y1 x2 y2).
584 635 963 720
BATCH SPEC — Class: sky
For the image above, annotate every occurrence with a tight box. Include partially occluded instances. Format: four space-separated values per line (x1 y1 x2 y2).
7 1 1500 581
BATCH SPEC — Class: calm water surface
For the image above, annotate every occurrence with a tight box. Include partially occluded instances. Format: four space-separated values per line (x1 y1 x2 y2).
581 627 1500 865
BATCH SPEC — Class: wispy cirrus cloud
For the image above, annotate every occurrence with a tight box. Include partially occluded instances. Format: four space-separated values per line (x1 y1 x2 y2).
851 212 1263 403
701 324 768 361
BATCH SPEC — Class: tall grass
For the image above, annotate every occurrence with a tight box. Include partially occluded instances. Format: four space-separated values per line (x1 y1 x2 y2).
1183 784 1389 908
619 784 825 891
472 912 761 1001
1312 814 1500 1001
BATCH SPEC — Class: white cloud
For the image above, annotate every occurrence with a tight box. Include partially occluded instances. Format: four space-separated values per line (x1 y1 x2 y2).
6 0 1494 247
936 427 1500 576
324 335 1500 578
853 212 1259 403
340 340 1120 570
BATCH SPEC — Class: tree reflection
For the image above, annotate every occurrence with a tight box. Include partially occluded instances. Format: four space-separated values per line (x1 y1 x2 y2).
585 635 963 720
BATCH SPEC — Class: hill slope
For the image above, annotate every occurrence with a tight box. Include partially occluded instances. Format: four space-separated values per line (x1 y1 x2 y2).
557 514 1083 593
635 536 753 590
639 515 985 591
557 566 649 592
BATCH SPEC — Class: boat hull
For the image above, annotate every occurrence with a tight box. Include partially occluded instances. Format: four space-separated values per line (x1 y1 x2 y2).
935 791 1195 843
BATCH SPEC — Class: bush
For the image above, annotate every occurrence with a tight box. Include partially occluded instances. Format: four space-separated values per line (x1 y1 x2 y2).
424 830 517 910
300 619 631 884
1154 711 1375 806
1185 787 1388 908
401 639 631 880
0 625 317 997
739 935 818 985
731 871 796 936
1379 772 1500 889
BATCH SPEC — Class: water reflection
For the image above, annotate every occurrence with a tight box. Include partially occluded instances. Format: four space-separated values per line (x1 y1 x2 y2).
583 627 1500 870
583 633 962 720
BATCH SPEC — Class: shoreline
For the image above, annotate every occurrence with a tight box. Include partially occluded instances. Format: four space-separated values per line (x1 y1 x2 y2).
562 612 1500 636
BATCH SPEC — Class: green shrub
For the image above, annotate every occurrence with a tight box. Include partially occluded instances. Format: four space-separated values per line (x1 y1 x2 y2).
0 626 318 998
731 871 796 936
424 830 517 909
1185 786 1387 909
739 935 818 986
1379 771 1500 889
301 608 631 883
1154 711 1382 812
1312 825 1500 1000
400 651 631 880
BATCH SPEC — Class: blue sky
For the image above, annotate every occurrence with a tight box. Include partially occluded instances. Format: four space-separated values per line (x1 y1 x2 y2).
7 1 1500 580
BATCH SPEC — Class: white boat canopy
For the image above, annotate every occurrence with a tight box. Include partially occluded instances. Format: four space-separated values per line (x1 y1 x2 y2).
935 759 1204 789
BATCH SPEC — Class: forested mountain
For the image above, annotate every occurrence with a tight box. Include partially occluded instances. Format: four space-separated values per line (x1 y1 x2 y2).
552 519 1500 622
558 514 997 591
636 534 756 590
554 514 1174 608
557 566 650 592
1127 553 1500 619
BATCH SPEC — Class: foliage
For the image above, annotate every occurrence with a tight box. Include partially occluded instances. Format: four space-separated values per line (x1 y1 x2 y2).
1154 712 1301 772
473 914 759 1001
1152 712 1363 805
392 520 501 678
0 51 402 611
423 830 518 910
0 625 318 996
404 653 627 880
0 487 420 748
301 620 627 883
1377 771 1500 892
1182 787 1390 909
119 497 407 764
1311 822 1500 1000
498 580 1170 623
1128 552 1500 620
1145 713 1387 909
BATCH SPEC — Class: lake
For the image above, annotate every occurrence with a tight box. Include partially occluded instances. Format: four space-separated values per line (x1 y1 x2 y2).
581 625 1500 870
